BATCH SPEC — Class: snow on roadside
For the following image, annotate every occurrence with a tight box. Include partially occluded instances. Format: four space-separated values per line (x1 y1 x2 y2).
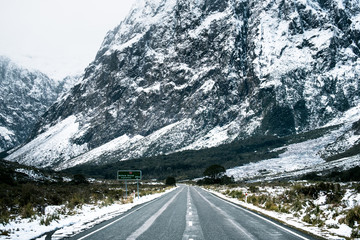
202 186 359 240
0 187 177 240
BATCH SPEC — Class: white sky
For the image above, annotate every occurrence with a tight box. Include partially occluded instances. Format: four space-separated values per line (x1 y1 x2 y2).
0 0 136 80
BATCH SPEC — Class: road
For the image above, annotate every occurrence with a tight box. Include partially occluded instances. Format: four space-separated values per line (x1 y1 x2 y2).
68 185 320 240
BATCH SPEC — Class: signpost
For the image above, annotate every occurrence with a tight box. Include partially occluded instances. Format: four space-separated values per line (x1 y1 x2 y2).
117 170 142 199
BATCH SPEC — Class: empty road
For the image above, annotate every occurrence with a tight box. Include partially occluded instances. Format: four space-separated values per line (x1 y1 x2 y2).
68 185 320 240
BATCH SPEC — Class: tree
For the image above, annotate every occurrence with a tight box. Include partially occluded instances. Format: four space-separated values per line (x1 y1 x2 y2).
203 164 226 180
165 176 176 186
72 174 88 184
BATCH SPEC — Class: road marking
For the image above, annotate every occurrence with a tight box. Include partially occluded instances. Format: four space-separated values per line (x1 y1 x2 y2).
126 187 184 240
193 187 255 240
182 186 204 240
200 187 311 240
77 194 162 240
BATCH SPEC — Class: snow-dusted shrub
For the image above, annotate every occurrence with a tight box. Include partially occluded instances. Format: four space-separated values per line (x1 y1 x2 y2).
342 205 360 228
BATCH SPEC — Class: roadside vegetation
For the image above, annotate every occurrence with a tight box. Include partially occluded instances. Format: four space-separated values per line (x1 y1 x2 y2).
204 181 360 239
0 159 170 236
193 163 360 239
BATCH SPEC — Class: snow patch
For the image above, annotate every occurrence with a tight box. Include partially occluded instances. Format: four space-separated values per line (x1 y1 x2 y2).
6 116 88 168
180 122 239 151
198 80 215 93
189 11 229 38
0 126 15 141
60 134 144 170
227 125 345 181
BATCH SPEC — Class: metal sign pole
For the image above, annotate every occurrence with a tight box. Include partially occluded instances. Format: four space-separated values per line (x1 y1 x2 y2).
117 170 142 199
125 180 128 198
137 179 139 199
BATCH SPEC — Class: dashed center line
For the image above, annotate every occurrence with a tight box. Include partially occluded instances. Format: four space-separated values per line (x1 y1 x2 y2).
182 186 204 240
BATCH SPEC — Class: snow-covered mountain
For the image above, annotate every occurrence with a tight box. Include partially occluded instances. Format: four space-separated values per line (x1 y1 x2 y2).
0 56 77 152
7 0 360 171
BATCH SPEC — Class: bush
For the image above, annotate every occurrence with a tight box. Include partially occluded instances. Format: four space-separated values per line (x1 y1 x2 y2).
40 214 60 226
265 200 279 211
72 174 88 184
249 185 259 193
291 199 304 212
220 175 235 185
228 190 244 199
247 195 258 205
352 227 360 238
302 205 324 227
293 182 342 200
344 206 360 228
21 203 35 218
165 177 176 186
203 165 225 180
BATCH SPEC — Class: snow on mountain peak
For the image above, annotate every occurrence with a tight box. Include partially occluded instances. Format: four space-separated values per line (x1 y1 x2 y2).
6 0 360 172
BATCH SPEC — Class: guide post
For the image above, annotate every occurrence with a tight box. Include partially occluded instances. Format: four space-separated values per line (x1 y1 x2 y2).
117 170 142 199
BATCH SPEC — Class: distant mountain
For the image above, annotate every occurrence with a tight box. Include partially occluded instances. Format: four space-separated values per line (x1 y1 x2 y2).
0 56 77 152
7 0 360 174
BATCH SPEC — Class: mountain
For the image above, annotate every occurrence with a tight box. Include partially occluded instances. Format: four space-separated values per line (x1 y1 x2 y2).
0 56 78 153
7 0 360 173
0 56 59 152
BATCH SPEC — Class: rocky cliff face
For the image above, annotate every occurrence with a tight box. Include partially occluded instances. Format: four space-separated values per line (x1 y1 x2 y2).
0 56 60 151
7 0 360 169
0 56 77 152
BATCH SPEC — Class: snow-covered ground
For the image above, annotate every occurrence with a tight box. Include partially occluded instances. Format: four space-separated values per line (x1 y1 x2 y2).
227 104 360 182
0 187 177 240
204 184 360 240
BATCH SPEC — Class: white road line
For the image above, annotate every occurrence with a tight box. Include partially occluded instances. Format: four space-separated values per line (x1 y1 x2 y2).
182 186 204 240
200 187 311 240
77 197 157 240
126 187 184 240
193 187 256 240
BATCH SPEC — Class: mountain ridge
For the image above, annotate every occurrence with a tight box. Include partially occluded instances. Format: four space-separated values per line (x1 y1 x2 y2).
6 0 360 175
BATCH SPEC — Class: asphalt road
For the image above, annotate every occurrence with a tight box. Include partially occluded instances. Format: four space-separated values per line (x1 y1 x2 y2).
68 185 320 240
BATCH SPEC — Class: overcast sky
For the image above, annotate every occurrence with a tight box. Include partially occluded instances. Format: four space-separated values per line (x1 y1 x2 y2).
0 0 136 80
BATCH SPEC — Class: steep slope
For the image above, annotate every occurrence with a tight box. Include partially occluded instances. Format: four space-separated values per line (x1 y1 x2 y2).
0 56 78 152
7 0 360 170
0 56 60 151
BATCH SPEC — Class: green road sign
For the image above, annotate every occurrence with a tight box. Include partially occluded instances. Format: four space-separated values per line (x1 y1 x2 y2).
117 170 142 180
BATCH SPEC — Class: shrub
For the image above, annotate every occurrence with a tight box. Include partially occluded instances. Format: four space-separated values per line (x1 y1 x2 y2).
228 190 244 199
265 200 279 211
21 203 35 218
302 205 324 227
291 199 304 212
72 174 88 184
249 185 259 193
279 205 290 213
165 177 176 186
0 229 10 236
352 227 360 238
247 195 258 205
203 165 225 180
0 208 10 225
67 194 84 209
344 206 360 228
40 214 60 226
